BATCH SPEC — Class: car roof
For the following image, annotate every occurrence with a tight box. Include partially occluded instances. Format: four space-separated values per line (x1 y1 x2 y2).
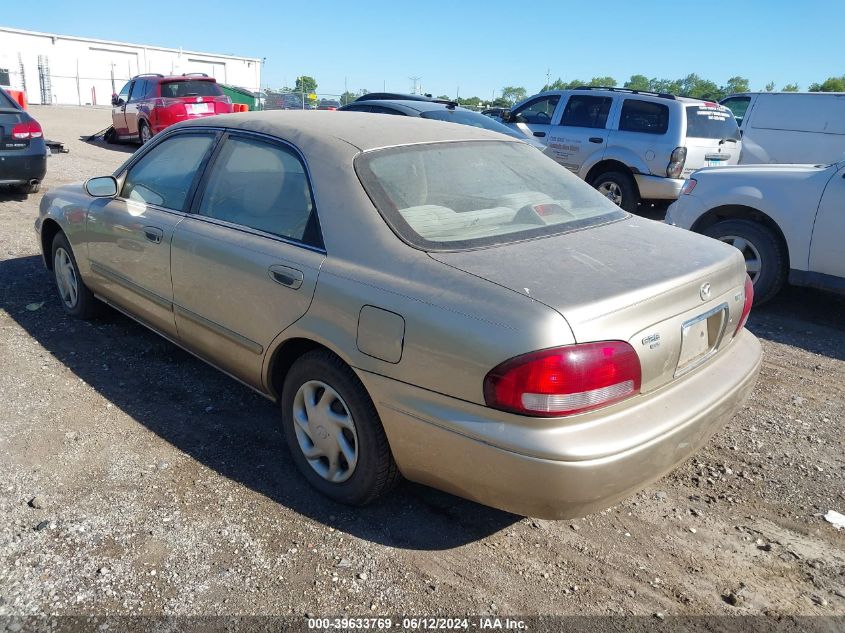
354 99 463 113
178 110 514 152
527 88 709 105
132 74 217 83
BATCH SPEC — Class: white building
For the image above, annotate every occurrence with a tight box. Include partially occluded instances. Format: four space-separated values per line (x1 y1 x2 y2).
0 26 262 106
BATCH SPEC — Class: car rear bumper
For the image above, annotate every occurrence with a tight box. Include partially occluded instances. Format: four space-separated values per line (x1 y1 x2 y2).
0 147 47 185
359 330 761 519
634 174 685 200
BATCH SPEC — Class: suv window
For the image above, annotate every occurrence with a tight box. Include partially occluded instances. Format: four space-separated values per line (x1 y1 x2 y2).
685 105 741 140
128 79 146 102
619 99 669 135
161 80 223 98
560 96 612 129
0 68 10 86
197 136 319 245
721 96 751 126
121 133 216 209
513 95 560 124
117 81 131 103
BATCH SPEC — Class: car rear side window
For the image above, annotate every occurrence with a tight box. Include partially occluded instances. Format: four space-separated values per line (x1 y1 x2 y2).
619 99 669 134
121 133 216 210
685 104 741 140
196 136 320 246
161 81 223 98
560 96 612 129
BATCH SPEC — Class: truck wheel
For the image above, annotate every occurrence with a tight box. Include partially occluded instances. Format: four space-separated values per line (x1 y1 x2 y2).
703 219 786 305
592 171 639 213
281 350 400 506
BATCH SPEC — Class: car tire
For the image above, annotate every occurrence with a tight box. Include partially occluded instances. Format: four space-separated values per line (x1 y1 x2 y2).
703 219 786 305
281 349 400 506
138 121 152 145
591 171 639 213
51 232 100 319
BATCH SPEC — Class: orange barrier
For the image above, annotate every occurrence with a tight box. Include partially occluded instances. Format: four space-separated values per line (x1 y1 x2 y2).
8 90 27 110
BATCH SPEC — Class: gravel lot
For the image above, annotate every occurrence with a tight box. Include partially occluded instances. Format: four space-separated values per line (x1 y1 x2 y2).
1 106 844 620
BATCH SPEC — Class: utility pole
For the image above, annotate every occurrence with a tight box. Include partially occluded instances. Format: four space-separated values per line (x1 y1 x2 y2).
409 76 422 95
546 68 551 88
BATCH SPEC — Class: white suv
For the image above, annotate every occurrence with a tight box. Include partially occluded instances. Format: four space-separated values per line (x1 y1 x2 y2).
501 87 742 212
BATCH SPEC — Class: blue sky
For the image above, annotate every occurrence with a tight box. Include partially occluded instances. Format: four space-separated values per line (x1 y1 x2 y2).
6 0 843 98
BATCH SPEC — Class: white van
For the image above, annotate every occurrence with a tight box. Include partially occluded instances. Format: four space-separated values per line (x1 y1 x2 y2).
721 92 845 164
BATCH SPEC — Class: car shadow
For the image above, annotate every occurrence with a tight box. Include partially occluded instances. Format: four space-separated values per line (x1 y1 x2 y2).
746 285 845 361
0 254 519 550
79 136 138 155
0 188 30 202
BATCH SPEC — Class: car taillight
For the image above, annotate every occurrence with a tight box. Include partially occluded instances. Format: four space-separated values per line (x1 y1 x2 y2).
667 146 687 179
483 341 642 417
734 274 753 335
681 178 697 195
11 121 43 139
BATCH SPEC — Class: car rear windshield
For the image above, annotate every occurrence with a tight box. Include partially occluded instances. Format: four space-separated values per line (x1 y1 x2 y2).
420 108 525 139
685 105 741 140
161 80 223 98
355 141 626 251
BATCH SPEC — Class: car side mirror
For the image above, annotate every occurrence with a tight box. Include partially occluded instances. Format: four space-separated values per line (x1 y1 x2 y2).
111 94 122 106
501 110 513 123
85 176 119 198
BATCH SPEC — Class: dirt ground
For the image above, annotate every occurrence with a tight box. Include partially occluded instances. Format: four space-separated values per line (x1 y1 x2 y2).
1 106 844 620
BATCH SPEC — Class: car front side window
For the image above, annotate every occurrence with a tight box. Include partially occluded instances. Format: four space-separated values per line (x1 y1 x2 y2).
117 81 131 103
196 136 320 246
513 96 560 124
120 133 216 210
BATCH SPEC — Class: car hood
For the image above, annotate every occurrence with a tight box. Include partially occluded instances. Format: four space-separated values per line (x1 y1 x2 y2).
429 216 747 392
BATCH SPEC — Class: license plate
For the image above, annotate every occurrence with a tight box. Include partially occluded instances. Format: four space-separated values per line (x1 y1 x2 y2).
707 159 725 167
187 103 212 115
676 304 728 375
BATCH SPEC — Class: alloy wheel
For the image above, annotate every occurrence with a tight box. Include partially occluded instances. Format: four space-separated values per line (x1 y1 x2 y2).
54 247 79 309
597 181 623 206
292 380 359 483
718 234 762 284
140 125 152 144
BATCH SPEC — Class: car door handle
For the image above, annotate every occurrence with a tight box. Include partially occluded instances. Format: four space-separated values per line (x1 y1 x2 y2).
589 137 604 144
143 227 163 244
533 131 546 137
268 264 303 290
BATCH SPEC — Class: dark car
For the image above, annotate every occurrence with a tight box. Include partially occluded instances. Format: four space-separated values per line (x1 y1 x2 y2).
339 99 540 147
0 86 46 194
355 92 453 104
109 73 233 144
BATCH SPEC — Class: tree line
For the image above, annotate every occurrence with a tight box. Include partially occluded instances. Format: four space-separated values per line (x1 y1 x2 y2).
281 73 845 109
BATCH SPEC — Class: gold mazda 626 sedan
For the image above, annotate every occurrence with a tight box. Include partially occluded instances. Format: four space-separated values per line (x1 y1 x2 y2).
35 111 762 519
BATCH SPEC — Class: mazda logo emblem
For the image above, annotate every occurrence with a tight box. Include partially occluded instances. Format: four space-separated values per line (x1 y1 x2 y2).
700 282 712 301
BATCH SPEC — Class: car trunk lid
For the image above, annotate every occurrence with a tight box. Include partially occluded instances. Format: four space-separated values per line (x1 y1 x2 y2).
429 217 748 393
